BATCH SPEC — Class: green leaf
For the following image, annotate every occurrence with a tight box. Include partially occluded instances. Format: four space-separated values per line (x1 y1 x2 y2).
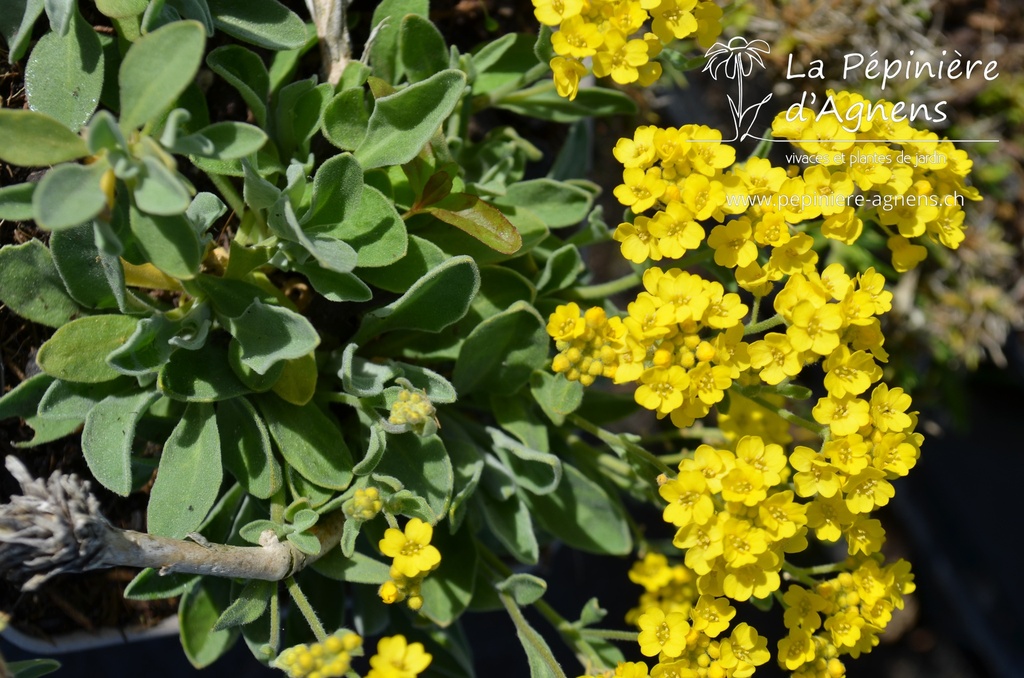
497 85 637 122
355 69 467 169
471 33 540 96
338 343 398 398
148 402 223 538
1 0 45 63
32 162 107 230
535 244 584 294
297 264 373 303
488 427 561 496
313 549 390 584
374 433 453 523
399 14 448 83
308 185 405 268
0 373 53 421
50 223 125 310
129 205 203 279
82 389 160 495
577 597 608 627
496 573 546 606
530 371 583 426
13 416 83 448
303 153 363 230
415 204 548 265
8 659 61 678
0 241 80 327
0 109 88 167
499 590 567 678
393 362 457 404
222 299 320 376
356 234 447 293
256 395 354 491
419 526 476 627
270 352 317 406
425 193 522 255
216 396 281 498
206 45 269 126
494 178 594 228
125 568 197 600
38 378 132 420
478 492 538 565
322 88 368 151
95 0 147 18
206 0 308 50
173 121 268 160
119 20 206 131
522 464 632 556
25 9 104 132
368 0 428 84
213 579 274 630
0 182 35 220
286 530 321 555
36 315 138 383
135 156 192 215
179 578 240 668
158 340 252 402
452 300 547 396
354 256 479 342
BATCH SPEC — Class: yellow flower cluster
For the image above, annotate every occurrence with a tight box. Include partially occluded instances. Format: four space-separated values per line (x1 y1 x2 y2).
551 267 749 428
532 0 724 100
611 105 978 280
275 631 362 678
377 518 442 611
345 487 383 522
778 558 915 677
770 91 979 271
389 386 437 435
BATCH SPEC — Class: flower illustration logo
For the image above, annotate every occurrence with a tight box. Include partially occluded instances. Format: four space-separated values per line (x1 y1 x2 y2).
703 37 773 142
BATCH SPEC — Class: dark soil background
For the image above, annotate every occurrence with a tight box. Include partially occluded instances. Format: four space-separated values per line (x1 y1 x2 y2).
4 0 1024 676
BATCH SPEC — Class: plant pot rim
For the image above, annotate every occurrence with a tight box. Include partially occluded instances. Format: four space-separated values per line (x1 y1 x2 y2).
1 614 179 655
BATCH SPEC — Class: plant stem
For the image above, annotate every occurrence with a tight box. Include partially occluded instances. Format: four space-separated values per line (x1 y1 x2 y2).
744 312 786 335
568 414 673 476
287 576 327 642
565 272 642 300
208 172 246 220
579 628 638 642
734 389 827 436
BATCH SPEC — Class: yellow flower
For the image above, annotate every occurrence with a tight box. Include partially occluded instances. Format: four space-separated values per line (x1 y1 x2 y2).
648 203 705 258
532 0 583 26
614 167 667 213
367 635 432 678
550 56 588 101
379 518 441 578
551 16 603 58
650 0 699 43
637 607 690 657
707 217 758 269
593 31 650 85
614 216 663 263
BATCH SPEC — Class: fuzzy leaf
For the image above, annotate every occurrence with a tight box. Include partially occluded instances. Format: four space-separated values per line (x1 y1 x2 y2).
217 396 282 499
222 299 320 376
82 389 160 495
452 301 547 396
206 0 307 50
322 88 368 151
129 205 203 279
32 162 107 230
158 341 252 402
148 402 223 538
354 256 479 342
399 14 448 83
213 579 274 630
256 395 354 491
0 241 80 327
119 20 206 130
25 9 104 132
206 45 269 126
425 193 522 255
355 69 466 169
0 109 88 166
179 579 239 668
36 315 138 383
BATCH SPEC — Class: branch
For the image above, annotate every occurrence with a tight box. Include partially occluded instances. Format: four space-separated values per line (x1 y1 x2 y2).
0 457 345 590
